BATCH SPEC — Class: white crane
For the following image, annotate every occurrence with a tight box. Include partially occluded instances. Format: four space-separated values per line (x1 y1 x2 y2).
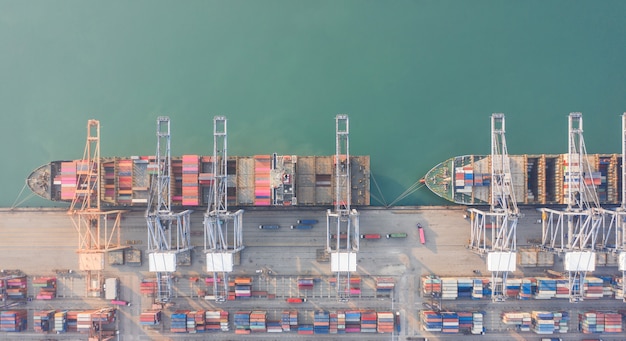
145 116 193 303
326 114 360 301
540 113 601 302
203 116 244 302
468 113 518 302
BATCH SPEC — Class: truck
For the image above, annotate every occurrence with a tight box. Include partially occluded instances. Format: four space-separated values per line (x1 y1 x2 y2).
291 224 313 230
286 297 307 304
332 233 348 239
417 223 426 244
360 234 381 239
386 233 407 239
111 299 131 306
104 277 119 300
297 219 318 225
395 311 401 332
259 224 280 229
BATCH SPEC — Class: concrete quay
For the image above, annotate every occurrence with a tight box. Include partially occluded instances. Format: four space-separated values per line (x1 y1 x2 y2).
0 206 624 340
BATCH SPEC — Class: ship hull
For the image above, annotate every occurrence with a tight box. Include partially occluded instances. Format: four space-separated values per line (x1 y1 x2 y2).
424 154 622 205
27 154 370 207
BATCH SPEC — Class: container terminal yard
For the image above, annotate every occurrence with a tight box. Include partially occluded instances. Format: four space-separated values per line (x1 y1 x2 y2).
1 114 626 341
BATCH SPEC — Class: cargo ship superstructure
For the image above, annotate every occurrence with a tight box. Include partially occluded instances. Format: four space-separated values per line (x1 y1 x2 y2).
424 153 621 205
27 154 370 208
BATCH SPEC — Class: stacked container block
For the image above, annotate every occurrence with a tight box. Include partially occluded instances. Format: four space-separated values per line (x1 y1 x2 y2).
336 310 346 334
297 277 314 290
59 161 77 200
250 310 266 333
140 280 157 296
536 278 557 299
91 308 116 326
281 310 297 332
584 277 604 299
297 324 313 335
234 277 252 299
519 279 535 300
345 310 361 333
117 159 133 204
54 311 67 333
360 310 377 333
0 310 27 332
4 275 27 299
76 311 93 333
182 155 200 206
254 155 271 205
33 310 55 333
422 276 441 296
472 279 483 299
422 310 443 332
314 310 330 334
502 312 531 331
205 310 229 331
457 278 472 298
472 312 484 335
580 311 623 334
441 278 458 300
376 312 394 333
139 309 161 326
349 277 361 295
376 277 395 296
170 310 188 333
234 311 251 334
33 277 56 300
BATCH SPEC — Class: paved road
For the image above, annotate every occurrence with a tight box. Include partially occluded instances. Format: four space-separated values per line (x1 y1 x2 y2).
1 206 625 341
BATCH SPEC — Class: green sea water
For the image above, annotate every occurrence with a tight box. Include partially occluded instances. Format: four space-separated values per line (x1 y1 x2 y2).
2 0 626 208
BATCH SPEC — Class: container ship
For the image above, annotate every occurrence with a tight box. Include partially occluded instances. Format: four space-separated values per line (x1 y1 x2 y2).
27 153 370 207
423 154 622 205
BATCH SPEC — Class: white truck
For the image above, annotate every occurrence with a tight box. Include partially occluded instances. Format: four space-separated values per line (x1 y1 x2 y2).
104 277 119 300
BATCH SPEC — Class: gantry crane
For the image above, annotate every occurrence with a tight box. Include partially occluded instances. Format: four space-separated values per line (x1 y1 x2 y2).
597 113 626 301
204 116 244 302
540 113 601 302
145 116 193 303
326 114 360 301
467 114 518 301
68 120 126 297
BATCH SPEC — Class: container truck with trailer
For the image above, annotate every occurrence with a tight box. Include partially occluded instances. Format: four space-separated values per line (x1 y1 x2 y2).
417 223 426 244
386 233 408 239
291 224 313 230
259 225 280 229
360 234 381 239
297 219 318 225
286 297 307 303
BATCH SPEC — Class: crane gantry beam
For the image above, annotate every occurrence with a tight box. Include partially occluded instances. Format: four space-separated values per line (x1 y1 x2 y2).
326 114 359 301
145 116 193 303
468 114 518 302
68 119 126 297
204 116 244 302
539 113 601 302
